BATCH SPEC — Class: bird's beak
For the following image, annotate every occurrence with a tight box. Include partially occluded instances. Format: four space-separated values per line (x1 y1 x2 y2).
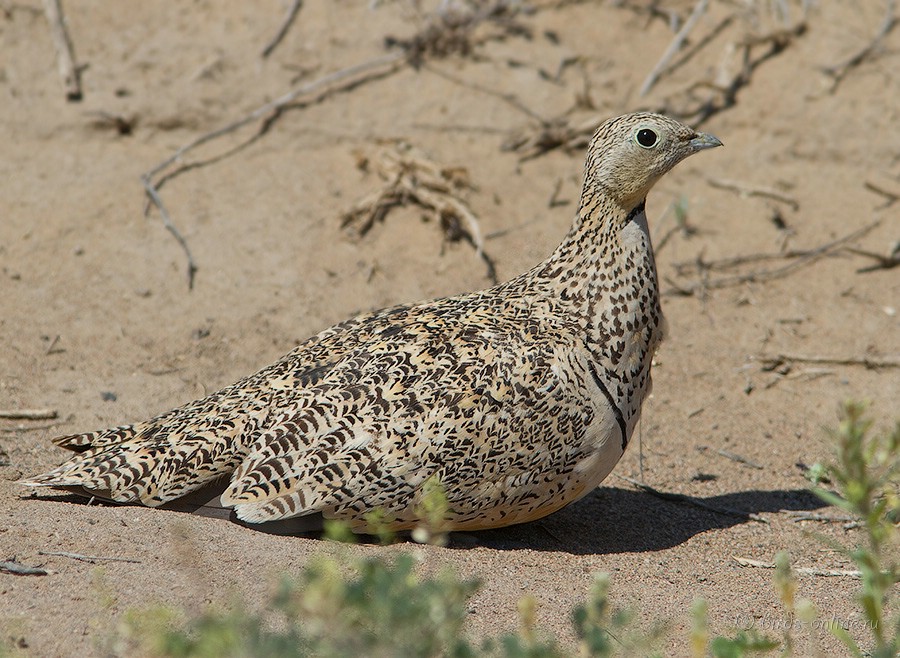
688 132 723 152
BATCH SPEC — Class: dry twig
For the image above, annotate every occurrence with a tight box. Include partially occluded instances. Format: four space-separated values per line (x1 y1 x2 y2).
342 143 497 282
143 52 406 288
846 245 900 273
38 550 141 564
668 22 807 127
716 448 764 470
639 0 709 97
142 1 530 288
0 423 60 434
422 54 579 161
507 17 806 158
42 0 81 101
44 334 62 355
822 0 897 92
755 353 900 371
864 179 900 208
501 114 600 162
261 0 304 58
665 220 880 296
733 556 861 578
386 0 529 68
1 559 48 576
425 63 548 124
142 178 199 289
707 177 799 210
0 409 58 420
787 511 856 524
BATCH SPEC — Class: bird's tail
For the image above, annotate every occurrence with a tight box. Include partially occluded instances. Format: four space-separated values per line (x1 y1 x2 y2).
19 391 271 508
50 424 140 453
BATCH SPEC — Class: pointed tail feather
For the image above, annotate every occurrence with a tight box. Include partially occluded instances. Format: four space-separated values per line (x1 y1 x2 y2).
19 392 272 507
51 424 139 453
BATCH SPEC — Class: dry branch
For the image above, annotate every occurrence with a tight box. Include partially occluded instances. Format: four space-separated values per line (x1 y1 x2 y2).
38 550 141 564
665 220 880 296
425 63 548 124
342 143 497 282
707 177 799 210
386 0 530 68
822 0 897 92
141 1 531 288
261 0 304 58
0 409 58 420
0 423 60 434
787 511 856 524
639 0 709 97
506 15 805 159
666 21 806 127
846 244 900 273
755 353 900 371
44 334 62 355
142 177 198 289
1 559 48 576
142 52 406 288
42 0 82 101
501 114 599 162
144 52 406 191
716 448 764 470
732 556 861 578
864 179 900 207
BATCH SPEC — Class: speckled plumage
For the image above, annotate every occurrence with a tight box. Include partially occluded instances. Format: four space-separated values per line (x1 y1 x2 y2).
21 113 721 532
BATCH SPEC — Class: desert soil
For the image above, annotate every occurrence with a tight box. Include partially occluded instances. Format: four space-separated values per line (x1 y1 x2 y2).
1 1 898 656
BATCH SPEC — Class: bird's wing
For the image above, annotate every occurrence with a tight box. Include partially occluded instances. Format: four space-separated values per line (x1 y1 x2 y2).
220 306 604 529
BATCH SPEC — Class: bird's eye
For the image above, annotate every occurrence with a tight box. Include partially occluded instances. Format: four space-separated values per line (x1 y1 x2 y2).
635 128 658 148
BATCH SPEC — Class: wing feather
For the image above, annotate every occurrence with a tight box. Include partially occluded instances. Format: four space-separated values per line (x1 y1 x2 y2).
220 311 600 530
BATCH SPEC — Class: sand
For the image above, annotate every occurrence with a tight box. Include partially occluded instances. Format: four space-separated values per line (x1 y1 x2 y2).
1 1 898 656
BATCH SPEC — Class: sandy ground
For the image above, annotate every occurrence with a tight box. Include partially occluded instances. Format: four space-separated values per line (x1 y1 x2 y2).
1 1 898 656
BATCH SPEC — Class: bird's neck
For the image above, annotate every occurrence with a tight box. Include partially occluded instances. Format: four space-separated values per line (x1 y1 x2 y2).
544 193 645 275
539 194 664 374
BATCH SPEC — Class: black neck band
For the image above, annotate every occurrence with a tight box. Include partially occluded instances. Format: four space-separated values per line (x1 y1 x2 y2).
626 200 646 223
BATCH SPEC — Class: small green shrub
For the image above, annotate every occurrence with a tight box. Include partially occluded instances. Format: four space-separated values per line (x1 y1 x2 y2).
120 553 663 657
121 553 478 658
810 401 899 658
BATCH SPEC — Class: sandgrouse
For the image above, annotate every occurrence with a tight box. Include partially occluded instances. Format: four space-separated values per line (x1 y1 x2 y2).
22 113 721 532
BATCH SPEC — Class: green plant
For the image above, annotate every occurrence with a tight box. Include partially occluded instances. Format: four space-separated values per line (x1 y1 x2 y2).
692 576 780 658
123 553 479 658
412 474 453 546
573 573 666 657
811 401 899 658
121 554 667 657
699 402 899 657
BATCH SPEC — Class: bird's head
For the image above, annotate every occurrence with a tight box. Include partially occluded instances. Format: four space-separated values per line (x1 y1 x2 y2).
583 112 722 212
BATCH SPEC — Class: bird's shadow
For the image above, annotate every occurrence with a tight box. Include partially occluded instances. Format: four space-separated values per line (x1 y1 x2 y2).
467 486 829 554
27 485 829 555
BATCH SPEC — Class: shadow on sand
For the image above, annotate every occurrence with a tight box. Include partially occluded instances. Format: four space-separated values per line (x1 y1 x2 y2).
27 484 828 555
467 486 829 554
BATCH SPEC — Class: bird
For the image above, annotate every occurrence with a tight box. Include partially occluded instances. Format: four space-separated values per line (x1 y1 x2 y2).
21 112 722 533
